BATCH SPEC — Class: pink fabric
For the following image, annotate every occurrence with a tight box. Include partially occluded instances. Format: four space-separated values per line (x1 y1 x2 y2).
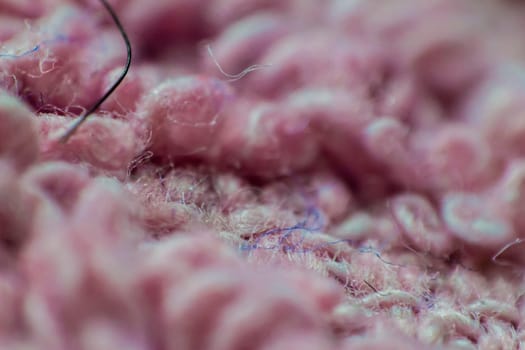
1 0 525 348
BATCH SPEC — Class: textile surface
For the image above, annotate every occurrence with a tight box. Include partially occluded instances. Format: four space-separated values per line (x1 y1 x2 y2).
0 1 524 349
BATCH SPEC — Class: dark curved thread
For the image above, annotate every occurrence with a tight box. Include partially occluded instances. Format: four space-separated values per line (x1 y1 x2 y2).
59 0 131 143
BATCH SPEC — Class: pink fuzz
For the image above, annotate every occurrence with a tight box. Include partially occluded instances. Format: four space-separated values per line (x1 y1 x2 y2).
2 0 525 349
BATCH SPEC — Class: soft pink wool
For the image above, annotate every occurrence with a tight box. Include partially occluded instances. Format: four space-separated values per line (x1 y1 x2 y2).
1 0 525 349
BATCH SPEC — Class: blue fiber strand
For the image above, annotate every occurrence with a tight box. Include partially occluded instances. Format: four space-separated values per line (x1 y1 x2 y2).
240 205 331 253
239 206 400 267
0 35 69 59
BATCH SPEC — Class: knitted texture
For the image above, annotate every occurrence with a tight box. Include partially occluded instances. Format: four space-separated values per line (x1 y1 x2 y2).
1 0 525 349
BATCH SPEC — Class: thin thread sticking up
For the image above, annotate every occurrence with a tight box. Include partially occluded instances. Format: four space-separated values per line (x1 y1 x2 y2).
363 280 379 294
357 246 403 267
59 0 131 143
206 44 271 82
492 238 524 266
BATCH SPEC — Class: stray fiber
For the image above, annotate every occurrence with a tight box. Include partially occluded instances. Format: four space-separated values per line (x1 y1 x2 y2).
206 44 272 82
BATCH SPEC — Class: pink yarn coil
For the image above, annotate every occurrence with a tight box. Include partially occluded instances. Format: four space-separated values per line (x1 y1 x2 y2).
1 0 525 349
